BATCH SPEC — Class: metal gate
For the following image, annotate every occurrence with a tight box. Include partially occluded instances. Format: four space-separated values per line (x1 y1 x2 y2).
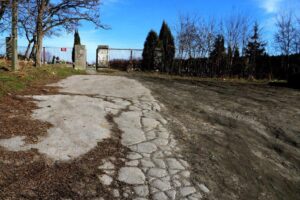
96 46 143 70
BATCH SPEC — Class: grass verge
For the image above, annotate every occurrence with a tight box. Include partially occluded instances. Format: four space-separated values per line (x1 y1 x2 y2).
0 65 85 97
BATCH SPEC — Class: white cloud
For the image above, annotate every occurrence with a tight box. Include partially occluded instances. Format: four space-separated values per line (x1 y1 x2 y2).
259 0 284 13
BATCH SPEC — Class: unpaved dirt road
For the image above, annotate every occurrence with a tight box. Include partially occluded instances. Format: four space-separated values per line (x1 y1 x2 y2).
130 74 300 200
0 75 205 200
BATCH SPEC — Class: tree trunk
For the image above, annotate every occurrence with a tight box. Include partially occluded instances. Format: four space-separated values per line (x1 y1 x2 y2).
35 0 46 67
25 41 33 60
30 41 36 60
12 0 19 70
36 33 43 66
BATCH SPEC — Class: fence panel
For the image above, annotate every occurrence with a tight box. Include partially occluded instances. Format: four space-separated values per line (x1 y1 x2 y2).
0 37 73 64
43 47 73 64
107 48 143 70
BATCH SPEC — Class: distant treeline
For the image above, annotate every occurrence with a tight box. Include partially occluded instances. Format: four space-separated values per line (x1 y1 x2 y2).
141 13 300 88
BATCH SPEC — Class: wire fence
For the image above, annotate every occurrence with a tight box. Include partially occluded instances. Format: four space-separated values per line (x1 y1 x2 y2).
107 48 143 70
0 39 73 64
1 40 144 70
43 47 73 64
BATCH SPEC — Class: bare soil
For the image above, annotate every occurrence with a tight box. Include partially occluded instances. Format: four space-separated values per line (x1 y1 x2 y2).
129 74 300 200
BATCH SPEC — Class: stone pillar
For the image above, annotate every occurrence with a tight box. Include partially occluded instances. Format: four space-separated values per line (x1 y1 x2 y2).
96 45 109 69
74 45 87 70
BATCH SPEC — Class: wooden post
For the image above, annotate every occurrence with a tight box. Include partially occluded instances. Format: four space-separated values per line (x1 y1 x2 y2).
12 0 19 70
130 49 133 65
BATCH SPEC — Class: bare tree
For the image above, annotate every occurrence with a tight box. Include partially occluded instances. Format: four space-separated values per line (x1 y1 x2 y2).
176 14 217 75
225 13 241 50
0 1 11 32
240 17 251 56
176 14 199 60
203 18 217 57
224 11 250 73
18 1 37 59
12 0 19 70
274 12 297 73
0 1 8 21
33 0 106 66
294 16 300 54
35 0 48 66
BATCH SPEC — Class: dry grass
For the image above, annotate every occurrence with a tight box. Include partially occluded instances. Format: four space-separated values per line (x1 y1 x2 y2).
126 71 275 85
0 63 85 97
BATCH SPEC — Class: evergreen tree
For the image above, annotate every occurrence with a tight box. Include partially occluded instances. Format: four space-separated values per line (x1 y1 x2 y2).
232 47 241 76
233 47 240 60
159 21 175 73
210 35 226 76
72 29 81 63
227 45 233 75
245 22 266 77
234 47 240 64
142 30 159 71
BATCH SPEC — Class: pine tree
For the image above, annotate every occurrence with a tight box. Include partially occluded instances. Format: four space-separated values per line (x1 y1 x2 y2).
233 47 240 60
142 30 158 71
227 45 233 75
245 22 266 77
72 29 81 63
159 21 175 73
210 35 226 76
232 47 241 76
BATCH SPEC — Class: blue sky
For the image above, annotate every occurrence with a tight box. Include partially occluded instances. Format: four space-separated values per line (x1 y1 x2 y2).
16 0 300 62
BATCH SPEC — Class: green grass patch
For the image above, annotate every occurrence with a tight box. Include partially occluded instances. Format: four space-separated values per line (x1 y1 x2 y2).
0 65 85 97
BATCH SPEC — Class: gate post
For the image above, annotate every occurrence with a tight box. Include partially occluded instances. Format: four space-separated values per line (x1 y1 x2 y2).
96 45 109 69
74 45 87 70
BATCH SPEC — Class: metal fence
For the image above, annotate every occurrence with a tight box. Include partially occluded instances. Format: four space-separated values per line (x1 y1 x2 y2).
107 48 143 70
0 40 73 64
1 40 143 69
109 48 143 60
42 47 73 64
96 45 143 70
